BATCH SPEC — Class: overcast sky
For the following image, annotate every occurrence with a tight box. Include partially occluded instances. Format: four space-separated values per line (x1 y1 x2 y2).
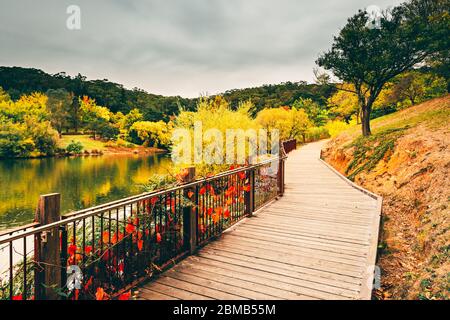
0 0 402 97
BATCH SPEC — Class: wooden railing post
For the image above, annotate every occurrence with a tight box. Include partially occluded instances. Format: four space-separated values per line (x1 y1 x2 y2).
34 193 61 300
182 167 197 254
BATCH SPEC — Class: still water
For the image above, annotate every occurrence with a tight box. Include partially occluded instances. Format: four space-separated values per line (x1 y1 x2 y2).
0 153 171 230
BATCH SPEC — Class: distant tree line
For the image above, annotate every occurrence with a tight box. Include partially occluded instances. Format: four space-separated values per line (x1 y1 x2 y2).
0 67 337 123
0 67 197 123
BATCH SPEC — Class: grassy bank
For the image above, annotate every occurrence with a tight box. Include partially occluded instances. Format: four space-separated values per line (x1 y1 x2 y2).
322 95 450 300
58 134 165 155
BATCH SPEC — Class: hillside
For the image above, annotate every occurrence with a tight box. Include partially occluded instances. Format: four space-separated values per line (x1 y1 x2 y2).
0 66 333 120
322 96 450 300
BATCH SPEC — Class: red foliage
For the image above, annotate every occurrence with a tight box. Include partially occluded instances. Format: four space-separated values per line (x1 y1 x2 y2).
125 222 136 234
224 207 230 218
85 245 93 255
68 244 77 256
95 287 109 300
118 291 131 300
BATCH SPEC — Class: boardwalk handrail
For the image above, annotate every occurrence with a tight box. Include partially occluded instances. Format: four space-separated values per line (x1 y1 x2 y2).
0 146 291 300
282 139 297 154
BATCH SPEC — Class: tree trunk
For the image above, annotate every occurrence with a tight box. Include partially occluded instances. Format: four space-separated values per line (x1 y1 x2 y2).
361 106 371 136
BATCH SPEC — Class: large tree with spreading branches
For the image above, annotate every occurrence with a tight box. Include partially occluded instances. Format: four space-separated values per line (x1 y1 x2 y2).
317 0 449 136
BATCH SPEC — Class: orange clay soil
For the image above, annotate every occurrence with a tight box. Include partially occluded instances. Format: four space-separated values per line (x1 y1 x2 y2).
322 96 449 300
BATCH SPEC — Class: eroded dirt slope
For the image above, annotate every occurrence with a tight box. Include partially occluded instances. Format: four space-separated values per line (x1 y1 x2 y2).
322 96 449 300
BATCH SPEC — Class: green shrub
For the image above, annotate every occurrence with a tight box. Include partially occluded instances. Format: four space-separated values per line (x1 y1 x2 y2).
66 140 84 154
0 121 35 158
306 126 330 142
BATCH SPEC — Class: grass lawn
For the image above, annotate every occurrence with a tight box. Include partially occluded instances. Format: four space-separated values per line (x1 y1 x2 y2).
58 135 108 151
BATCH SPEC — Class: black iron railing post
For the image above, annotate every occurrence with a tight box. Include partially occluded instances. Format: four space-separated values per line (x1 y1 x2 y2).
245 166 255 217
182 167 197 254
60 225 68 299
34 193 62 300
278 142 286 197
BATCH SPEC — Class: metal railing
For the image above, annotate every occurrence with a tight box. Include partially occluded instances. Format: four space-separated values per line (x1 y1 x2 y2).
0 143 291 300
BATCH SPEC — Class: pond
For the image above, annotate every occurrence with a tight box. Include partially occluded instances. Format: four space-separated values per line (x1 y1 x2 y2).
0 153 172 230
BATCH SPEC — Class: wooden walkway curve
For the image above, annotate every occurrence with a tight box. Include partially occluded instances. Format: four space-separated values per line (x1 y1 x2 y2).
137 140 382 300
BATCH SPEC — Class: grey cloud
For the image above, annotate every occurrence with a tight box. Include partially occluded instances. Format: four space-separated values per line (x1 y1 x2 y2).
0 0 402 97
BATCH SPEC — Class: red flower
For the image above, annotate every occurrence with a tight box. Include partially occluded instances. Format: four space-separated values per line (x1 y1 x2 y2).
12 295 22 300
199 186 206 195
156 233 162 243
238 172 246 180
243 185 251 192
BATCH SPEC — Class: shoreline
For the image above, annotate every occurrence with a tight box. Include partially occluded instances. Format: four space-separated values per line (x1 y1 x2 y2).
0 146 168 160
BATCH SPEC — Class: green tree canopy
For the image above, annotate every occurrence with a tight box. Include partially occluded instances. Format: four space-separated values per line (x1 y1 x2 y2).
317 0 449 136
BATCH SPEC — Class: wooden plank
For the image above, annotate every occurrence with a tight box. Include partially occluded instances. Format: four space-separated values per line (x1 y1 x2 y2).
169 262 321 300
156 275 247 300
143 281 213 300
180 258 360 298
138 288 180 300
215 237 368 262
201 246 365 274
137 140 381 300
195 248 364 284
227 229 368 253
208 239 367 265
165 267 282 300
186 255 362 291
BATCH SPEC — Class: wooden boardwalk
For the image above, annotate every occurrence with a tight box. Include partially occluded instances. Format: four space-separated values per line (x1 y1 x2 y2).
137 141 382 300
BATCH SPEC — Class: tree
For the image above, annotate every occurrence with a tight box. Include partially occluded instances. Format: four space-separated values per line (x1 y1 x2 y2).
292 98 329 127
0 92 58 158
387 70 447 107
0 87 10 103
46 89 72 137
317 0 449 136
67 96 82 133
256 107 312 142
129 121 173 148
122 108 143 130
327 83 359 123
80 96 111 139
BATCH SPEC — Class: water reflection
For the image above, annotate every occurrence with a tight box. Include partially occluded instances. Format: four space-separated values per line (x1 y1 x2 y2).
0 153 171 230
